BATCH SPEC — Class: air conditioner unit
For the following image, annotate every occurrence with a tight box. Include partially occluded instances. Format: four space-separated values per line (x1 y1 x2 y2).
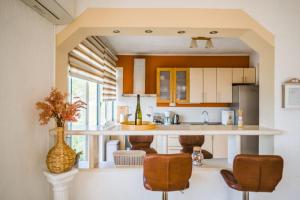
20 0 73 25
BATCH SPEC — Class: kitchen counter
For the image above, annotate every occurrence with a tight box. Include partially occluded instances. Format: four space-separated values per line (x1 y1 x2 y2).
65 124 281 164
66 124 281 136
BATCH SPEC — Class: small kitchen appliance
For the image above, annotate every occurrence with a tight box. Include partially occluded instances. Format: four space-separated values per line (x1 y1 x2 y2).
164 111 172 125
221 110 234 125
172 114 180 124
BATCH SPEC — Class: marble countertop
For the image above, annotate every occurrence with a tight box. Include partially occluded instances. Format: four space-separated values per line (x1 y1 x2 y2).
66 124 281 136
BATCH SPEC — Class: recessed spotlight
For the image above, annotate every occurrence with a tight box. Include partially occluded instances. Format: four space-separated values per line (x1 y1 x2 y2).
209 31 218 34
113 30 120 33
177 30 186 34
145 30 153 33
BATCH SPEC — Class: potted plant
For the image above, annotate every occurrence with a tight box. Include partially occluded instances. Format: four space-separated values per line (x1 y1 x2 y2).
36 88 86 174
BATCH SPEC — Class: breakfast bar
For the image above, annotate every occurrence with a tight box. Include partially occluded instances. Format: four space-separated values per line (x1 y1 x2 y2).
67 124 281 164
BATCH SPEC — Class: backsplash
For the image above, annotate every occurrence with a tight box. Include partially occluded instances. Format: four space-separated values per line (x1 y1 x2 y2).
116 67 230 123
117 96 230 123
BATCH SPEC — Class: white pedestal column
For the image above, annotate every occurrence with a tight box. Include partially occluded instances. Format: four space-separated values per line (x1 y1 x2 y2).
44 169 79 200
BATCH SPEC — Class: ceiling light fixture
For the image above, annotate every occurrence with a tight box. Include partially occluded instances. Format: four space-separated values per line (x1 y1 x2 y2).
209 31 218 34
113 30 120 33
177 30 186 34
145 30 153 33
205 39 214 49
190 39 198 48
190 37 214 49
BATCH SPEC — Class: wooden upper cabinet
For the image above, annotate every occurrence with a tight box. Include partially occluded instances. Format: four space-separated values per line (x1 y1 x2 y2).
190 68 204 103
232 68 244 84
203 68 217 103
156 68 189 104
174 68 190 103
157 68 173 103
217 68 233 103
244 68 256 84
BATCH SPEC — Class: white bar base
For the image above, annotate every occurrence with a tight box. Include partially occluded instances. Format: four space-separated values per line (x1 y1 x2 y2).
44 169 79 200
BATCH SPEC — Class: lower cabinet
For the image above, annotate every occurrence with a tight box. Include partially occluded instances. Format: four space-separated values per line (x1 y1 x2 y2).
151 135 228 158
212 135 228 158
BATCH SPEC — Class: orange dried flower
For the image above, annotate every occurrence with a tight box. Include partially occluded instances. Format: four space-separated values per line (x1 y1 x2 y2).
36 88 86 127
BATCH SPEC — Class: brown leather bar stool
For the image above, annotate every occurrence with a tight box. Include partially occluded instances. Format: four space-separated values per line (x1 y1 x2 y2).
143 154 192 200
129 135 157 154
179 135 213 159
220 154 283 200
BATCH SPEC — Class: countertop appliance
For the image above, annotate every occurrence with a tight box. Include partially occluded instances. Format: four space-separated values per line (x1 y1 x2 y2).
231 85 259 154
221 110 234 125
164 111 172 125
172 114 180 124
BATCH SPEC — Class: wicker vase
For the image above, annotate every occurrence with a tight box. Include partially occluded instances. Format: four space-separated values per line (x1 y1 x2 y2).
46 127 76 174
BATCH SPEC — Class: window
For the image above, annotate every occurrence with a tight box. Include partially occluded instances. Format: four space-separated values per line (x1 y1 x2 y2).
67 76 116 167
69 77 87 130
69 76 112 130
100 100 115 126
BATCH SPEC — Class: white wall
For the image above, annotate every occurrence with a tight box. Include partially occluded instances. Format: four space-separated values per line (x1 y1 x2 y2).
250 52 260 85
75 1 300 199
0 0 54 200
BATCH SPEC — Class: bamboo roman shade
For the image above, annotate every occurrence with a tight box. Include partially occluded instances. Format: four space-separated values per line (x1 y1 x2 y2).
68 36 118 101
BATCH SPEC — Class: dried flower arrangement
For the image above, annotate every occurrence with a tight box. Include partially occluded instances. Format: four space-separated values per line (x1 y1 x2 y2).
36 88 86 127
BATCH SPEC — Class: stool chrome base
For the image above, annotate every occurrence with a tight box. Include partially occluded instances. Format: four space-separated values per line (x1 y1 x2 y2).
162 192 168 200
243 192 249 200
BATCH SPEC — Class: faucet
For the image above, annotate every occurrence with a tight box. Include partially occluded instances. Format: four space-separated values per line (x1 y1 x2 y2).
201 110 209 124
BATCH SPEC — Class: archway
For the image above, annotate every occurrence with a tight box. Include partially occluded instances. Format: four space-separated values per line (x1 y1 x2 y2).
56 8 274 127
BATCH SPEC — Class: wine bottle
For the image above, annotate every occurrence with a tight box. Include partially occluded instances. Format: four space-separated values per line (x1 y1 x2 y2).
135 94 142 125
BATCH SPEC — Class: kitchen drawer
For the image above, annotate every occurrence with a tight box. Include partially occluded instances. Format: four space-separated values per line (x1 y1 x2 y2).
168 136 180 147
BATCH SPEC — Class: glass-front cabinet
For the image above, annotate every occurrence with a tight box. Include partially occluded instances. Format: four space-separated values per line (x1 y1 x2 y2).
175 68 190 103
157 68 173 103
157 68 190 104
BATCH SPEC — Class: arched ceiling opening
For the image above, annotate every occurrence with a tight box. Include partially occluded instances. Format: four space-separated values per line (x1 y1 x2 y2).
56 8 274 127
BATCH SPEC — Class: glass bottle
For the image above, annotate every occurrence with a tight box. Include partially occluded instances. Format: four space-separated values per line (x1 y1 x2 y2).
135 94 142 125
192 146 204 166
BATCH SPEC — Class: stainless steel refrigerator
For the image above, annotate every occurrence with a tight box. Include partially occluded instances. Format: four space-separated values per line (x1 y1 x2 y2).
231 85 259 154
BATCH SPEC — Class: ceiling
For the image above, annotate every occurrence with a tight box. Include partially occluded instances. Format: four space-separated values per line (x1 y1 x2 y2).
100 36 254 55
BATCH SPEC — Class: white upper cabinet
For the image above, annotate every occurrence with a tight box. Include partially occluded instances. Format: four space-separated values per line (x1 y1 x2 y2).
203 68 217 103
232 68 244 84
217 68 233 103
244 68 256 84
190 68 204 103
233 68 256 84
